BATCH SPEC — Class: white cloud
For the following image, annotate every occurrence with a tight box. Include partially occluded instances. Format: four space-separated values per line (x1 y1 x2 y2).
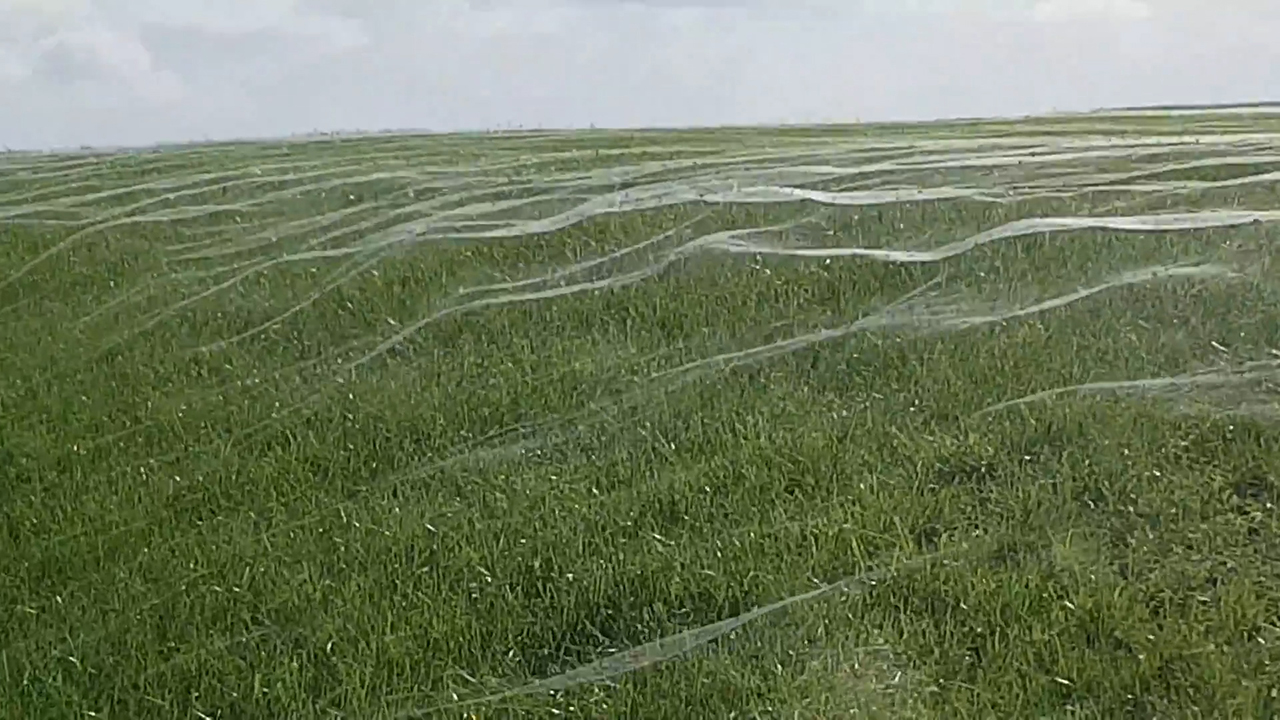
0 1 1276 150
40 24 185 102
1032 0 1153 22
114 0 367 47
0 0 369 137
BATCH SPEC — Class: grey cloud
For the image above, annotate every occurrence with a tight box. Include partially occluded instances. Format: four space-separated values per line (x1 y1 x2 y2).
1 0 1277 150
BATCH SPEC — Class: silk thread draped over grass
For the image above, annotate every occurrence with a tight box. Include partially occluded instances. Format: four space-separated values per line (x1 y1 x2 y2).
3 113 1280 718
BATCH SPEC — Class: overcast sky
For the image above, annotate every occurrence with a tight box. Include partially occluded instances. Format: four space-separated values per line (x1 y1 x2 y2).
1 1 1276 150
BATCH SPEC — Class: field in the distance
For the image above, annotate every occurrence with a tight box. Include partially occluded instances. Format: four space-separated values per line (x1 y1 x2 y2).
3 112 1280 718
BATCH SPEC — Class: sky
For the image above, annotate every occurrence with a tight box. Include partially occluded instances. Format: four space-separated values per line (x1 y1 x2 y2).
0 0 1276 150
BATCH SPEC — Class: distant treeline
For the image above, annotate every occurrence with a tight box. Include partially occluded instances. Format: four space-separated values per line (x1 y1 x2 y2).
1106 101 1280 111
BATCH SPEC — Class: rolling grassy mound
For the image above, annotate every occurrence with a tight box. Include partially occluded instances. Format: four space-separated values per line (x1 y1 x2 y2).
3 112 1280 718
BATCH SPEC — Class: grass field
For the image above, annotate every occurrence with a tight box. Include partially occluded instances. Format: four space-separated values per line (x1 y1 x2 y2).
3 111 1280 719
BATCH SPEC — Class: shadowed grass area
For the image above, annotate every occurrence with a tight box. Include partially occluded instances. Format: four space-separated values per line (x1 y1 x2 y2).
2 112 1280 718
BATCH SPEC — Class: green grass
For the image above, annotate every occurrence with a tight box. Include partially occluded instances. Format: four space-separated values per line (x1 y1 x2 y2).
3 112 1280 718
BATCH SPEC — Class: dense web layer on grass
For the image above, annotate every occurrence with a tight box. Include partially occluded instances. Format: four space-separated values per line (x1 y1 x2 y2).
2 112 1279 718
